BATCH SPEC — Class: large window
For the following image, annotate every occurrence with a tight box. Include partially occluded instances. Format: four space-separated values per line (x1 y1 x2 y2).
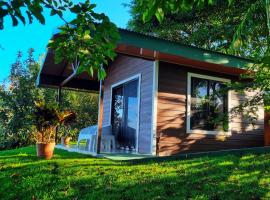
187 73 230 134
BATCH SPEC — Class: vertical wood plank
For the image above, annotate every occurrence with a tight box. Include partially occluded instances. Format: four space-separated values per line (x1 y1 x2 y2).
97 80 104 154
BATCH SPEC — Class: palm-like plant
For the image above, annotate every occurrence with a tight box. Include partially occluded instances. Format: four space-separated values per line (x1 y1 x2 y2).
34 102 76 143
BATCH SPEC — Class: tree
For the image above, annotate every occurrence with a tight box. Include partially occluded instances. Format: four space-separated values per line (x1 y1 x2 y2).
0 49 98 150
133 0 270 118
59 90 98 140
0 0 119 80
128 0 267 58
0 49 55 149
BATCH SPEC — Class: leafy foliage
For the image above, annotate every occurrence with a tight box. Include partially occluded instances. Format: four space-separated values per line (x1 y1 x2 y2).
137 0 235 23
0 49 55 149
34 101 76 143
131 0 270 120
58 90 98 140
128 0 267 58
0 0 120 79
48 1 119 80
0 49 98 150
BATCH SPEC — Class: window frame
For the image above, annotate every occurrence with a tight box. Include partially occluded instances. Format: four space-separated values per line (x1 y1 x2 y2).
186 72 231 135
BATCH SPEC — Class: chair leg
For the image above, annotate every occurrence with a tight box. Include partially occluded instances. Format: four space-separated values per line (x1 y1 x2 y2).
93 138 96 152
86 139 90 151
101 140 105 152
101 139 108 152
111 138 116 152
106 140 110 152
91 137 96 152
89 138 93 152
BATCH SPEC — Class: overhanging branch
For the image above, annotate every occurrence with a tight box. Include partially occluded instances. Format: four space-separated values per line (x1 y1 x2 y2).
60 57 80 87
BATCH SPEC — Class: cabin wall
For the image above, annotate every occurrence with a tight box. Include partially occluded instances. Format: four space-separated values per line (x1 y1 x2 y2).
157 61 264 156
103 54 154 154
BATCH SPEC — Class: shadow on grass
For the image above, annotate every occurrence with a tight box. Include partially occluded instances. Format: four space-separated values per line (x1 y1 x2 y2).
66 154 270 200
1 146 270 199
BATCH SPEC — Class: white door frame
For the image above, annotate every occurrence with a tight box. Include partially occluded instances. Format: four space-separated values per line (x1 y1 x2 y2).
109 74 141 153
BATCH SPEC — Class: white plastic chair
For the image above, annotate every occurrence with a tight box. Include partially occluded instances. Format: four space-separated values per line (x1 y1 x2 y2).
77 125 97 151
77 125 115 152
100 126 116 152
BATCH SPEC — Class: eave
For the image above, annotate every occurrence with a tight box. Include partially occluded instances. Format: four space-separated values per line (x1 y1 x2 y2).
37 28 254 91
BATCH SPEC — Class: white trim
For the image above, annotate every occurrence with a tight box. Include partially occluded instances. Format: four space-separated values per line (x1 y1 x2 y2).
96 81 102 153
109 74 142 124
186 72 231 135
150 60 159 155
110 74 142 89
109 74 141 153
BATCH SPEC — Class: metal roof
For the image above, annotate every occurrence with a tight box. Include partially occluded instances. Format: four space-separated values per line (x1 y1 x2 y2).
37 28 253 91
117 28 254 69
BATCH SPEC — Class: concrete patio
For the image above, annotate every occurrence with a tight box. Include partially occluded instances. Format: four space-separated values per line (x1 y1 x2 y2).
56 143 153 161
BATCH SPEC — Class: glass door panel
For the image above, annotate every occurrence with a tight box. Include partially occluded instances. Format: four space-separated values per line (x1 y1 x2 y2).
111 86 124 148
111 78 139 151
123 80 138 151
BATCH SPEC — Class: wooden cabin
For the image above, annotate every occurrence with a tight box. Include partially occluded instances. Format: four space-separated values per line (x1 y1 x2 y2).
38 28 266 156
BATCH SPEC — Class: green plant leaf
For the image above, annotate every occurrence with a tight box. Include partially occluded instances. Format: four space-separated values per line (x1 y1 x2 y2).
70 5 81 13
155 8 164 23
11 15 18 26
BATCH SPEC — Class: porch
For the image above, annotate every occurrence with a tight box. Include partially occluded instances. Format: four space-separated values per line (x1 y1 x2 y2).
38 33 157 156
38 53 154 156
55 143 152 160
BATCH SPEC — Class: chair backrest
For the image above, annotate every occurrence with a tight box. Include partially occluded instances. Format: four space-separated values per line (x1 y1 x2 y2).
102 125 112 135
79 125 112 136
89 125 98 134
79 125 97 135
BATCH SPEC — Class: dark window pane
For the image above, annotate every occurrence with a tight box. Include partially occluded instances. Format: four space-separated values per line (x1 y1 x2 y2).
123 80 138 149
190 78 209 130
111 86 124 146
190 77 228 132
190 110 209 130
111 79 139 150
191 78 208 99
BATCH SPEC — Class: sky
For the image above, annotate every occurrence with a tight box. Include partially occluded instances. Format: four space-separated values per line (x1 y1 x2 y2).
0 0 131 82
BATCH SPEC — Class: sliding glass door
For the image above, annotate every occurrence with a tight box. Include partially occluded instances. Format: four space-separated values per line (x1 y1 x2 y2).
111 78 139 151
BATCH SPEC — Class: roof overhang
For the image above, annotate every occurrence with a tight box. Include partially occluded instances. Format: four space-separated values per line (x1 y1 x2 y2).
37 49 100 92
116 44 246 76
37 28 254 91
118 29 254 69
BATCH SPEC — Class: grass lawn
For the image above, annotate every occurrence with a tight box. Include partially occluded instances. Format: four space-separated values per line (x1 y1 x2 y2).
1 147 270 199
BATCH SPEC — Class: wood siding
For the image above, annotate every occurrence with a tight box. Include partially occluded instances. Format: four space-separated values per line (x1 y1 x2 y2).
103 55 154 154
157 62 264 156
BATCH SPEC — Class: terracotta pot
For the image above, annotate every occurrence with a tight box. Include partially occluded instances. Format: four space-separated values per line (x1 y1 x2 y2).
36 142 55 159
61 136 71 146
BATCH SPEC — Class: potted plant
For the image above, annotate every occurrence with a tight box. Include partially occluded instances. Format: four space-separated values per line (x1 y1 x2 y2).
61 134 71 146
34 102 75 159
60 112 76 146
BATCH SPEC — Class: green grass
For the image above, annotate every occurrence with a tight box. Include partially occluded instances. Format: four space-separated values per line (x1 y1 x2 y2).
1 146 270 199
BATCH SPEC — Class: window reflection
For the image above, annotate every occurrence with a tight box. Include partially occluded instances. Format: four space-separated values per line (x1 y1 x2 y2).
190 77 228 131
111 79 138 151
